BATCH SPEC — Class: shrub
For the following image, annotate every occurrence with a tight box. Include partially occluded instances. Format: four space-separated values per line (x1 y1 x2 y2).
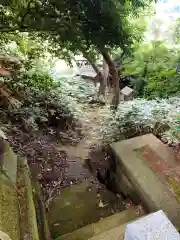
101 98 180 143
0 71 84 134
145 69 180 99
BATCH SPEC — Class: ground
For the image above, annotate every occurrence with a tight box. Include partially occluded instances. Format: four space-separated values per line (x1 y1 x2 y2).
3 94 180 210
5 101 120 208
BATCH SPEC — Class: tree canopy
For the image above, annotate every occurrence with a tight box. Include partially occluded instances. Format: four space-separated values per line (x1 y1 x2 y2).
0 0 156 107
1 0 152 55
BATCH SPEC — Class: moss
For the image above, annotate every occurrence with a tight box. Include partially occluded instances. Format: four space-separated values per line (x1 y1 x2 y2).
17 157 39 240
0 178 20 240
1 139 17 183
48 181 126 238
31 176 51 240
167 178 180 203
55 208 138 240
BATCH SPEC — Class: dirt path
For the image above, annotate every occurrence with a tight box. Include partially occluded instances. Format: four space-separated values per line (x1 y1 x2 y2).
56 103 108 184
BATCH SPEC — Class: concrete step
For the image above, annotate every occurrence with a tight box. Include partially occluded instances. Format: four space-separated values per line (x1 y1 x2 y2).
48 180 126 238
110 134 180 230
17 157 39 240
55 207 138 240
0 138 48 239
31 175 52 240
88 224 127 240
0 138 17 183
0 138 20 239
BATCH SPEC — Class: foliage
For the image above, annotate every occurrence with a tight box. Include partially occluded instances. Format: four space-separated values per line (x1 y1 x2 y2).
0 28 96 136
0 0 154 60
56 75 96 103
145 69 180 99
174 18 180 44
0 32 54 71
171 114 180 141
22 72 58 91
123 41 178 76
101 98 180 143
0 64 96 135
0 0 156 107
121 41 180 97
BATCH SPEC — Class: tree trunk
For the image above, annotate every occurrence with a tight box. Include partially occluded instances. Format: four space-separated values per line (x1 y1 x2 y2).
82 52 106 102
82 52 101 87
97 58 108 101
101 50 120 108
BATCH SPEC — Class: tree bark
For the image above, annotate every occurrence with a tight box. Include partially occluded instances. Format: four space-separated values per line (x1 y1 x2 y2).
82 52 101 87
101 50 120 108
97 58 108 100
82 52 106 100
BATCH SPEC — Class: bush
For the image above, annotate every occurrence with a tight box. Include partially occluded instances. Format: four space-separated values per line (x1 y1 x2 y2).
145 69 180 99
54 75 96 103
23 72 58 91
101 98 180 143
0 71 84 134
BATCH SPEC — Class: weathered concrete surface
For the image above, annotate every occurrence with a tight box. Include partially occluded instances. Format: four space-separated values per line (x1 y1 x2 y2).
0 178 20 239
56 207 138 240
111 134 180 230
32 175 52 240
0 139 20 239
88 223 126 240
80 66 97 80
48 180 126 238
17 157 39 240
0 139 17 183
125 210 180 240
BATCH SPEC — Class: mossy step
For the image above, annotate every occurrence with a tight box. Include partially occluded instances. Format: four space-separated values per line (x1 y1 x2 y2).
31 176 52 240
17 157 39 240
48 180 125 238
0 176 20 239
88 223 126 240
55 207 138 240
0 139 17 183
0 139 19 239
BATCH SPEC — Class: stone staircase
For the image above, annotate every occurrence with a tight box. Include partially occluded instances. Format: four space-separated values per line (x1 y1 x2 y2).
48 179 139 240
0 136 140 240
1 133 180 239
55 208 138 240
0 137 50 240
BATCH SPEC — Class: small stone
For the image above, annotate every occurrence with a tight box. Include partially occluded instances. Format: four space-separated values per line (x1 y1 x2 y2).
54 223 60 227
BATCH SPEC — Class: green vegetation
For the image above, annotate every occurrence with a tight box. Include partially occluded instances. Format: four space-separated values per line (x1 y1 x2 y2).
0 1 179 143
0 3 179 232
0 0 155 107
118 40 180 98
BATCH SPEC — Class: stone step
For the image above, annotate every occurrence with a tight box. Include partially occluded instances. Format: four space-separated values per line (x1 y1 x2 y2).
88 223 127 240
31 175 52 240
48 179 126 238
110 134 180 230
0 138 17 183
17 157 39 240
55 207 138 240
0 139 19 239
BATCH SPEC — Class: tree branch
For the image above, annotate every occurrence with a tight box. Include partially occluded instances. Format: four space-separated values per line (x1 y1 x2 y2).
20 0 33 28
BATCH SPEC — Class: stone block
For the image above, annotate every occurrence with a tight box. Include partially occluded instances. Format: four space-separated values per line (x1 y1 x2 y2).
56 207 138 240
111 134 180 230
0 139 17 183
125 210 180 240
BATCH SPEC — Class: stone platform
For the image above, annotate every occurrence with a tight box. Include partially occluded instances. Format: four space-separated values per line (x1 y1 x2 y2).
111 134 180 230
125 210 180 240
